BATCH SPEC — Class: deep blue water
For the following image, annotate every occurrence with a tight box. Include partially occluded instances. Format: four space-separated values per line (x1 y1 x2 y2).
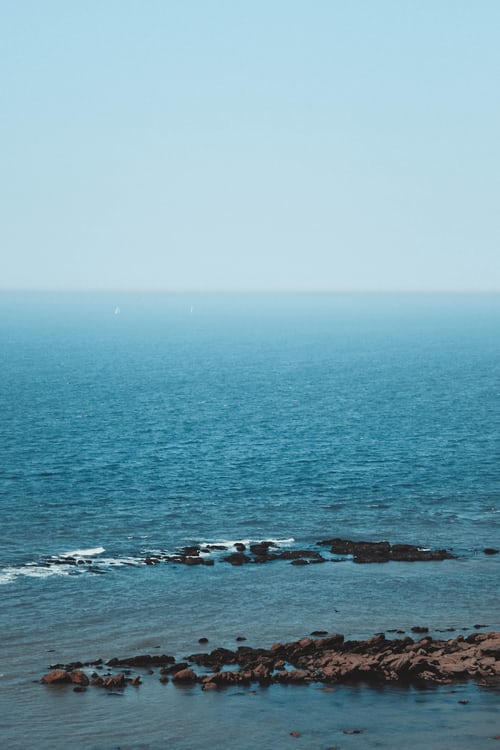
0 292 499 749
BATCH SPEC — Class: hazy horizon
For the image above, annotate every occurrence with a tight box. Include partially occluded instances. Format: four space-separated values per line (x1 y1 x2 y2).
2 2 499 293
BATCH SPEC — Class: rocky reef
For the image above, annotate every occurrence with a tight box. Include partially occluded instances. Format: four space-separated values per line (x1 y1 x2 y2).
41 630 500 692
142 537 457 567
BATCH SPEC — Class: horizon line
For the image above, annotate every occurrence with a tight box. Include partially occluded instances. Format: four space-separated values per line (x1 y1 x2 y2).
1 287 500 296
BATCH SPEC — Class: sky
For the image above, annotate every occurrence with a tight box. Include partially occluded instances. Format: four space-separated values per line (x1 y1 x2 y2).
1 0 499 292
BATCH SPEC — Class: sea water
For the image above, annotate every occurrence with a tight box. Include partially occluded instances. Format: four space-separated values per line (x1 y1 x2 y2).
0 292 499 749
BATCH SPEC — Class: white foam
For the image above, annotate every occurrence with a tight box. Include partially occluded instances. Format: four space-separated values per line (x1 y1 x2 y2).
100 556 141 567
0 569 17 585
63 546 105 557
23 566 70 578
0 565 71 585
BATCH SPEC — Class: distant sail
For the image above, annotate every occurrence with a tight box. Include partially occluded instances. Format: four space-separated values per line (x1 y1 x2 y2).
114 306 121 316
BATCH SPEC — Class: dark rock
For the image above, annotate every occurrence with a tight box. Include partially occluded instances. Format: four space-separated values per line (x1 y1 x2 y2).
162 662 189 674
311 630 329 636
222 552 251 565
249 541 277 555
188 647 237 669
317 538 353 551
279 550 324 561
107 654 175 668
484 548 499 555
234 543 246 551
198 637 209 644
235 636 247 642
291 559 309 565
317 538 390 562
316 537 456 562
236 646 273 667
181 546 200 556
353 541 391 563
411 626 429 634
252 553 279 563
391 544 455 562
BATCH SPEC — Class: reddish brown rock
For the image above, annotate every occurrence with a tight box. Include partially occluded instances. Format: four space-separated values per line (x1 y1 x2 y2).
40 631 500 692
479 638 500 658
41 670 72 684
103 673 126 688
172 668 198 684
251 663 272 681
70 670 89 686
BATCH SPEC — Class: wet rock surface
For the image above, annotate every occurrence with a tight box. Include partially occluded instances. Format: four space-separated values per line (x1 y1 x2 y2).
32 535 466 578
316 538 455 563
42 630 500 692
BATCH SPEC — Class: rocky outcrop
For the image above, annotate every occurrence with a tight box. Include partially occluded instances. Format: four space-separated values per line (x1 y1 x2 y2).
186 630 500 688
41 631 500 692
30 535 474 579
41 670 72 684
317 538 455 563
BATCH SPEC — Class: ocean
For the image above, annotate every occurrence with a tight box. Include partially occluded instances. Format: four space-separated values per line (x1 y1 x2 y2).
0 291 499 749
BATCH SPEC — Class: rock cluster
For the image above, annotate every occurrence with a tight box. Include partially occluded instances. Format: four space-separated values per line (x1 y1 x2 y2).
316 538 455 563
42 631 500 692
142 537 457 567
33 536 500 578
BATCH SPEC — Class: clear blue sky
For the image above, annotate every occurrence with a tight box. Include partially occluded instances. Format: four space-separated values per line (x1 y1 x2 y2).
1 0 499 291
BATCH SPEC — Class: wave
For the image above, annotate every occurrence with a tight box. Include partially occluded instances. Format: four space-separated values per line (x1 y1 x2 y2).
0 537 298 585
63 546 106 557
0 564 72 585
